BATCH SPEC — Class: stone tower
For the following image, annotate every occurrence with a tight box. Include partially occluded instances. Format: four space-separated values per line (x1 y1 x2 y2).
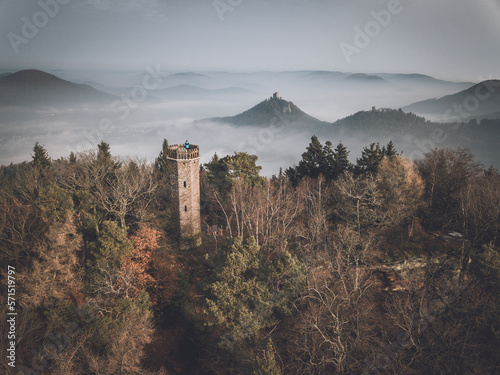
166 143 202 249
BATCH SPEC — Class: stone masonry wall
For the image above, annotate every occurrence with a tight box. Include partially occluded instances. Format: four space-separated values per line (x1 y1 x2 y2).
167 146 201 248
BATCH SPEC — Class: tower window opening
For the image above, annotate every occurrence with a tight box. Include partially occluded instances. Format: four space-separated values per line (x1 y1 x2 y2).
184 181 186 187
185 205 187 212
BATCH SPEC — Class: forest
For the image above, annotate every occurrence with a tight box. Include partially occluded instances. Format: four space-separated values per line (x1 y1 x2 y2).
0 137 499 374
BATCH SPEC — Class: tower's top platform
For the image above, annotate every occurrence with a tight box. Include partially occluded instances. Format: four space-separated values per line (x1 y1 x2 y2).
167 144 200 160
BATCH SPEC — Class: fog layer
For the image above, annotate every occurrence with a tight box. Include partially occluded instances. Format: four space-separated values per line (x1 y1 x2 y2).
0 70 483 175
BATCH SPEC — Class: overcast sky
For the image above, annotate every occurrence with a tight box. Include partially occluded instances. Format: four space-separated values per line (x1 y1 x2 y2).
0 0 499 81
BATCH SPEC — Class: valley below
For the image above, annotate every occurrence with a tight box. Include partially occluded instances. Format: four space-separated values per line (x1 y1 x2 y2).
0 69 498 174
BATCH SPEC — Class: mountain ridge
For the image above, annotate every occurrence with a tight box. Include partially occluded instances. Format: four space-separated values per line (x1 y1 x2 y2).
151 85 253 100
402 80 500 121
0 69 115 107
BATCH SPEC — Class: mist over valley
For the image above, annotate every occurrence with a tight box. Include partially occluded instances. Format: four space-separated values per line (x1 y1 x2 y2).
0 69 498 175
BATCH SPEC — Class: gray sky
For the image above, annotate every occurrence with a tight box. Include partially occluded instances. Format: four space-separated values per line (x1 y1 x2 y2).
1 0 499 81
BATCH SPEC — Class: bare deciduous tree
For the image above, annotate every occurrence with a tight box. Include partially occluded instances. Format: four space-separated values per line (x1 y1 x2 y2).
86 310 154 375
19 216 84 309
416 148 483 229
458 173 500 278
376 156 424 228
95 159 158 227
282 226 377 374
294 176 331 262
332 171 381 237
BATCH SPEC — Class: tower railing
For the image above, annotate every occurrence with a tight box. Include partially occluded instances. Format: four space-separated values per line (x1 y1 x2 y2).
166 144 200 160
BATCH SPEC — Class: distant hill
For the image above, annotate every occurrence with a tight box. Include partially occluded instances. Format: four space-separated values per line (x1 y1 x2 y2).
298 71 348 81
207 94 327 127
152 85 253 100
161 72 213 88
403 80 500 121
329 108 500 168
389 73 438 81
0 69 114 107
345 73 385 82
297 71 471 86
169 72 209 78
332 108 431 135
379 73 448 84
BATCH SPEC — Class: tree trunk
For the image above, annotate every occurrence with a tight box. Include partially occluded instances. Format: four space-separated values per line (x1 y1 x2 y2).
356 198 361 237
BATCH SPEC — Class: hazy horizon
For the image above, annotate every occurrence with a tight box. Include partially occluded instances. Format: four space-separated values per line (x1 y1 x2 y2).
1 0 499 174
1 0 499 81
1 68 488 174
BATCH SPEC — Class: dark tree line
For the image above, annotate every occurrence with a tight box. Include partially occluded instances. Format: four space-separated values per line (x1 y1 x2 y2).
285 136 398 184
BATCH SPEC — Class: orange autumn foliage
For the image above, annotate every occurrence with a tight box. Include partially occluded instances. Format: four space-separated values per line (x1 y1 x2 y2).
118 225 179 304
116 225 160 297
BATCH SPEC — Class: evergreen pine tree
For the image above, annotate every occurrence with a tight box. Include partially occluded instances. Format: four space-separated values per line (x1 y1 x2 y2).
154 138 170 176
96 141 120 172
285 166 300 187
206 236 305 352
97 141 112 162
88 220 133 270
222 152 263 183
32 142 52 169
321 140 336 180
297 135 325 179
333 141 351 178
385 140 398 159
356 142 384 175
204 152 230 192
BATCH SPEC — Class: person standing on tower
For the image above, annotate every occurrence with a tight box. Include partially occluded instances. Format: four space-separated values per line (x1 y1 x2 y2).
185 140 189 150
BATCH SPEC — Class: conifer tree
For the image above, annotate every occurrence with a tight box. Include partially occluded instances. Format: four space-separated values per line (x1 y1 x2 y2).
334 141 351 177
321 140 336 180
297 135 325 179
223 152 263 184
97 141 111 159
206 237 272 350
154 138 170 176
284 166 300 187
356 142 385 175
32 142 52 169
97 141 112 161
205 152 231 192
95 141 120 180
88 220 133 270
69 151 77 164
206 237 305 351
385 140 398 159
205 152 263 190
288 138 353 182
36 183 74 220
